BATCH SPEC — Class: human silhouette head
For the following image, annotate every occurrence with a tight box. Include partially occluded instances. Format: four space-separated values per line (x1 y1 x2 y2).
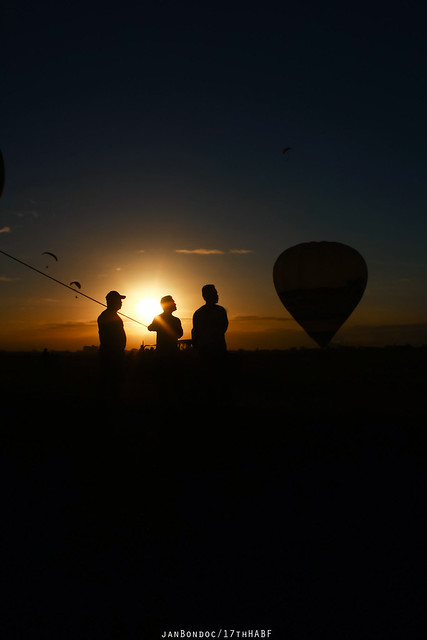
160 295 177 313
202 284 219 304
106 290 126 311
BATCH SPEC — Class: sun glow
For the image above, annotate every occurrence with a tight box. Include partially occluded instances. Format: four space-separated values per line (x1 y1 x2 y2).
135 296 163 325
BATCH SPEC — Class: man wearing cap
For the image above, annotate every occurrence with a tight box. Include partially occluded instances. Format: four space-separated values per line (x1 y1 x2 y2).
97 290 127 395
148 295 183 356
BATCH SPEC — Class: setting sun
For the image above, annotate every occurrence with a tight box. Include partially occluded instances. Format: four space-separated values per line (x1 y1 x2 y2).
135 296 163 325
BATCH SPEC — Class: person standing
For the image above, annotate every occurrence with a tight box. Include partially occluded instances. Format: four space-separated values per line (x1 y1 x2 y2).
148 295 183 356
147 295 184 404
97 290 127 398
192 284 228 357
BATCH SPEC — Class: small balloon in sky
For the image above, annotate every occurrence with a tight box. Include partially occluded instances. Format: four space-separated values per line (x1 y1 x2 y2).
273 241 368 347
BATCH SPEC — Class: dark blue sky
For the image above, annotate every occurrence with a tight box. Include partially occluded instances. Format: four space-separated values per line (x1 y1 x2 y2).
1 0 427 349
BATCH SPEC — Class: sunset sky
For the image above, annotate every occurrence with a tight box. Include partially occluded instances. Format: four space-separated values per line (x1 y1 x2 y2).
1 1 427 351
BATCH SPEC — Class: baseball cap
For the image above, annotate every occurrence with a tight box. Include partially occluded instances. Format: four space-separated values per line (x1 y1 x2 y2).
106 290 126 302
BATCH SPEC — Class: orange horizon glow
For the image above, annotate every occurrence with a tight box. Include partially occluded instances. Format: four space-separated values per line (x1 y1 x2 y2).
1 254 427 352
2 312 427 353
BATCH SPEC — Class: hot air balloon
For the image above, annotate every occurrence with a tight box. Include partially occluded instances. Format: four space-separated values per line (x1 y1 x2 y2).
273 241 368 347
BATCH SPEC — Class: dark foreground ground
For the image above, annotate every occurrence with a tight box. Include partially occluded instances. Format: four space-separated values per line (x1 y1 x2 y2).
2 347 427 639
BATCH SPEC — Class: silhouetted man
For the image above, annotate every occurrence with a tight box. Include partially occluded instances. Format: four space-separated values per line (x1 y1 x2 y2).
97 290 127 397
148 295 183 356
192 284 228 356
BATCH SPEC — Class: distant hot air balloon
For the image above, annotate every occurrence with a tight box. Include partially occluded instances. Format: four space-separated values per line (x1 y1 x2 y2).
0 149 5 199
273 241 368 347
42 251 58 268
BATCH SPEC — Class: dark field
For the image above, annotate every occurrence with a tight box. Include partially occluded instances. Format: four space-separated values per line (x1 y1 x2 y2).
2 347 426 638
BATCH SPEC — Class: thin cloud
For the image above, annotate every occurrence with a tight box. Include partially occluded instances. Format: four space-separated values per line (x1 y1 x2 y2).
0 275 18 282
12 210 39 219
175 248 253 255
41 320 97 330
176 248 225 255
0 226 11 233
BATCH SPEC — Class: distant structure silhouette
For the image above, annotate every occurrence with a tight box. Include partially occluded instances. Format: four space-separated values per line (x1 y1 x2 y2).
97 290 127 397
192 284 228 357
148 295 183 356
